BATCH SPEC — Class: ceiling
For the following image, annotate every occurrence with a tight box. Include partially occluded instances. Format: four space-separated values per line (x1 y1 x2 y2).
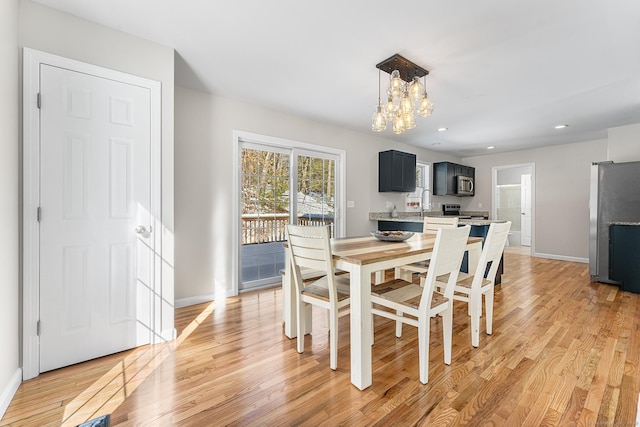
33 0 640 157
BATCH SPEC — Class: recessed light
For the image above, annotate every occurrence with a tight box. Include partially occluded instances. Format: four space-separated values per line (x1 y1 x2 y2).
437 127 448 132
487 146 495 150
554 124 569 129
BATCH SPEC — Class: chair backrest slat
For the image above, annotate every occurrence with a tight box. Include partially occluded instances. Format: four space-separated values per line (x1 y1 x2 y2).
287 234 327 270
472 221 512 288
423 216 459 232
421 225 471 307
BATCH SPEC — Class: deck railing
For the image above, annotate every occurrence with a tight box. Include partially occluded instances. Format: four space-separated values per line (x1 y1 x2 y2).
241 214 335 245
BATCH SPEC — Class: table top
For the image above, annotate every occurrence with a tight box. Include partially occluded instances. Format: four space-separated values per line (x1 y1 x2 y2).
331 233 483 266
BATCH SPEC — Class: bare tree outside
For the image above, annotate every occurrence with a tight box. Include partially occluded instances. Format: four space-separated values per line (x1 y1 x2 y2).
241 149 336 246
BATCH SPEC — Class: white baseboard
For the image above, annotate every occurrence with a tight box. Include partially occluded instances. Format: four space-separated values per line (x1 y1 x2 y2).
0 368 22 420
533 252 589 264
175 294 216 308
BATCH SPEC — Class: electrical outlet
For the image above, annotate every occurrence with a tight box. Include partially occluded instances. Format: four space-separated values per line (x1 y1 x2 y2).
347 200 355 208
386 201 393 208
478 202 483 208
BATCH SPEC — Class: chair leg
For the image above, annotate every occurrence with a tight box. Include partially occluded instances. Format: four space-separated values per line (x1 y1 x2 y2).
395 310 403 338
371 314 375 344
470 292 481 348
395 267 413 282
485 287 494 336
442 305 452 365
374 270 384 285
418 315 430 384
296 298 305 354
329 308 338 370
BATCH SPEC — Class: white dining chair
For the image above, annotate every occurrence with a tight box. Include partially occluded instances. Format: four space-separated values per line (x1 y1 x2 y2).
433 221 511 348
371 225 471 384
285 224 350 370
394 216 459 282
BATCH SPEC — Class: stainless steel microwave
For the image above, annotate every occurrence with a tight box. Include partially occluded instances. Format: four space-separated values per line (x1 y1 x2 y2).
456 175 474 196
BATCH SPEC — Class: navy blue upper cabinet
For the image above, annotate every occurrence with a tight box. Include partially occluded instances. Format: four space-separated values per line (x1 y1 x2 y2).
433 161 475 196
379 150 416 192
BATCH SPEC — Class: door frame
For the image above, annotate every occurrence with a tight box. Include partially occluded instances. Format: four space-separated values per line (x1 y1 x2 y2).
22 48 163 380
232 130 346 296
491 163 535 252
520 173 532 246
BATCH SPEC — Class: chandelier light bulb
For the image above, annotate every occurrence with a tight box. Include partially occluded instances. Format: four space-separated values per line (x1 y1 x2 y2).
371 101 387 132
409 76 424 102
372 69 388 132
404 110 416 130
384 95 397 119
400 89 414 115
389 69 403 100
392 113 406 134
417 93 434 117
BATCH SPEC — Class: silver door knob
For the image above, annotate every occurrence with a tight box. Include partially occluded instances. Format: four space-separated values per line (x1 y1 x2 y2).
135 225 147 234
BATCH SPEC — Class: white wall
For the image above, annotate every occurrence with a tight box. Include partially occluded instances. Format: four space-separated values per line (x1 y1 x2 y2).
0 0 21 418
608 123 640 162
463 139 608 261
497 166 532 186
174 86 462 302
18 0 176 358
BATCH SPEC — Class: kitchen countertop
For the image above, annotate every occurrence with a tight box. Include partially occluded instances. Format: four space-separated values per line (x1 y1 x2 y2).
369 212 505 227
609 222 640 226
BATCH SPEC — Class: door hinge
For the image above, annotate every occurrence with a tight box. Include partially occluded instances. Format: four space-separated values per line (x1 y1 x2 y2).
37 93 41 109
36 320 40 336
37 206 41 222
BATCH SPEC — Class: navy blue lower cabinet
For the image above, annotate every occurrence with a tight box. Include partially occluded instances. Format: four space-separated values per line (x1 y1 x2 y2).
376 221 504 284
609 224 640 294
460 224 503 284
377 220 423 233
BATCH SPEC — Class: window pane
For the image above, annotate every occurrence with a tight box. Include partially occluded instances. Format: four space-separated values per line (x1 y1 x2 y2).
242 175 259 215
310 158 324 181
274 153 289 177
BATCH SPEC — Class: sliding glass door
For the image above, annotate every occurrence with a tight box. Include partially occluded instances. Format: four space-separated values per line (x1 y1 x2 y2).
239 142 339 291
296 153 336 237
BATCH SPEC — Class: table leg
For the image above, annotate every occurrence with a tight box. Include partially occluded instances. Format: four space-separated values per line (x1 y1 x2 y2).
350 267 372 390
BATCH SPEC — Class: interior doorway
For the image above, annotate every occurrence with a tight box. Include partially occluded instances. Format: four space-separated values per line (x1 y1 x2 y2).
492 164 535 254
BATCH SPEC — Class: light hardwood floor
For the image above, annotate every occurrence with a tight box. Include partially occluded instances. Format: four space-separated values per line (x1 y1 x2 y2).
3 252 640 426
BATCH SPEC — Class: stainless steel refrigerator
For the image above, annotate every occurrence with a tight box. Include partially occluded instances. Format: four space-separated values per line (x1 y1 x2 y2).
589 161 640 283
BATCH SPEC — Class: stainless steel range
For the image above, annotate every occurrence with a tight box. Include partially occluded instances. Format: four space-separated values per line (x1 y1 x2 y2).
442 204 461 216
442 204 472 219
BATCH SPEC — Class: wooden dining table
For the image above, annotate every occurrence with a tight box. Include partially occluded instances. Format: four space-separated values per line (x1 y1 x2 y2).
282 231 484 390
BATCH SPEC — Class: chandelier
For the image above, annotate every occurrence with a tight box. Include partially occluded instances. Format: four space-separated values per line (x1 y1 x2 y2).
371 54 434 134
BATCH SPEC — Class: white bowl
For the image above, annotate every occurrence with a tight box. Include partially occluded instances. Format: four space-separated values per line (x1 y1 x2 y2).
371 230 414 242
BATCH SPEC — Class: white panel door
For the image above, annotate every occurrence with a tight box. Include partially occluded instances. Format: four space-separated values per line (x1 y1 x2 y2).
521 173 532 246
39 64 152 372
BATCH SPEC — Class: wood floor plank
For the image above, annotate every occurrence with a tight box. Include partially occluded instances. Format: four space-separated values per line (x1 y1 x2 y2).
3 253 640 426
